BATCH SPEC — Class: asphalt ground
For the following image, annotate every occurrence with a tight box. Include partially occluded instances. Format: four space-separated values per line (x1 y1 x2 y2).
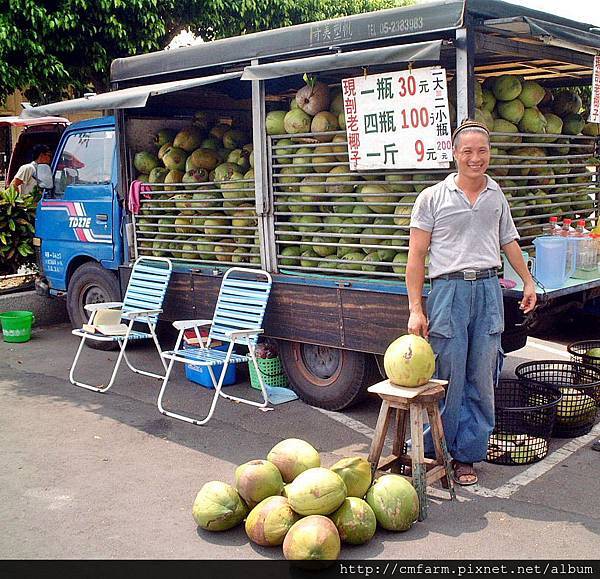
0 320 598 561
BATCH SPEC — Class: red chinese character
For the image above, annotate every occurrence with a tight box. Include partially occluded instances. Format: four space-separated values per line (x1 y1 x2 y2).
347 115 359 131
344 97 357 115
342 78 356 97
349 133 361 149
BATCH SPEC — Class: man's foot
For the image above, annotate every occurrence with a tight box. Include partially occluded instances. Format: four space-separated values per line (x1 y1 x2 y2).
592 440 600 452
452 460 478 486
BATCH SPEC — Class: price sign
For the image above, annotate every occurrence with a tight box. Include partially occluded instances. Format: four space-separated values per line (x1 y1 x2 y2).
589 55 600 124
342 66 452 171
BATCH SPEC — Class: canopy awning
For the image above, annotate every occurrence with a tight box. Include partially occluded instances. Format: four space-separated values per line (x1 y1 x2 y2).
20 71 243 119
0 115 69 127
241 40 443 81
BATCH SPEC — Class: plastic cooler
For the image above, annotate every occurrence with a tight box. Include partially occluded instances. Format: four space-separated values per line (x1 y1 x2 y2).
515 361 600 438
184 344 237 389
249 356 289 390
487 379 561 465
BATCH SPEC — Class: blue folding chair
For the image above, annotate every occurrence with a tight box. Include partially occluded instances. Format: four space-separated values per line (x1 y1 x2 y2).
69 256 173 392
157 267 273 425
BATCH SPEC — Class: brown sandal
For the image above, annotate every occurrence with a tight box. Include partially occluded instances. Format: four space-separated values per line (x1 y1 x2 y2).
452 460 478 486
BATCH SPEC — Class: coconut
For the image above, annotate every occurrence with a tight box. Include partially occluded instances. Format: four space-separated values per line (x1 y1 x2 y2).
192 481 248 531
266 110 287 135
497 99 525 124
562 113 585 136
296 77 331 116
311 111 339 141
384 334 435 387
162 146 187 171
153 128 177 149
283 515 341 561
493 75 522 101
235 459 285 509
365 474 419 531
133 151 159 174
552 91 582 117
173 127 203 152
223 129 249 150
286 467 347 516
245 496 301 547
518 81 545 108
284 109 312 135
330 497 377 545
329 457 372 498
164 170 185 192
189 148 221 171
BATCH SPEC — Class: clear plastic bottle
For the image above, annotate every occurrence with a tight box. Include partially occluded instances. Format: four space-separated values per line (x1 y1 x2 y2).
575 219 590 236
560 218 575 236
542 216 560 236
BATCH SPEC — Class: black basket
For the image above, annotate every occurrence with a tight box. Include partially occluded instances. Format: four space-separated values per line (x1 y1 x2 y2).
515 361 600 438
487 379 561 465
567 340 600 369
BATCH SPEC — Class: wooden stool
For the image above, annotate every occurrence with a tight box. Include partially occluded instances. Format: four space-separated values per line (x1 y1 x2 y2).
367 379 456 521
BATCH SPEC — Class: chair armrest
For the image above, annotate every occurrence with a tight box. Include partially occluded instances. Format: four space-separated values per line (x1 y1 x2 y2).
172 319 213 330
84 302 123 312
228 328 264 340
121 308 163 320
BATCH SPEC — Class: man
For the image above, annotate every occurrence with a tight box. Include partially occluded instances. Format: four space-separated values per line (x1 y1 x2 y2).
406 120 537 485
10 144 52 197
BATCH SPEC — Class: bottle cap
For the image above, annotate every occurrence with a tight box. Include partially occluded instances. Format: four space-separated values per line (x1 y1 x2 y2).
563 218 572 225
550 216 558 222
577 220 585 226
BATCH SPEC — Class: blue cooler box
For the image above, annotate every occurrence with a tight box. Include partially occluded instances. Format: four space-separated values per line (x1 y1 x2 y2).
184 344 237 389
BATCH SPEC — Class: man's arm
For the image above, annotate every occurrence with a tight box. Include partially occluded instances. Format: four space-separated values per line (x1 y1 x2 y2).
502 240 537 313
9 177 24 191
406 227 432 337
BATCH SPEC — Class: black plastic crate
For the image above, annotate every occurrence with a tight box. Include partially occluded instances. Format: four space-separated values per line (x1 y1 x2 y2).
515 361 600 438
567 340 600 369
487 379 561 465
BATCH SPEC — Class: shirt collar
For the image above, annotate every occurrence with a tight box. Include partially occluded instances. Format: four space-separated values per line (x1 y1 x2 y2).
446 173 499 193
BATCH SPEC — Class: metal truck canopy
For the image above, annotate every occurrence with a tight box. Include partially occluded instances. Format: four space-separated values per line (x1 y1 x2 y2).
20 72 243 119
111 0 600 85
0 115 69 127
241 39 442 81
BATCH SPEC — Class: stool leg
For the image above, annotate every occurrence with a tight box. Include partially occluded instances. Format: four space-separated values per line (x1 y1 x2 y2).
409 403 428 521
368 400 392 477
392 408 408 474
427 403 456 500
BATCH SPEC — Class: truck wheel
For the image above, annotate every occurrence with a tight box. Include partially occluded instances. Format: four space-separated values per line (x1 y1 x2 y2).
277 341 376 411
67 263 121 351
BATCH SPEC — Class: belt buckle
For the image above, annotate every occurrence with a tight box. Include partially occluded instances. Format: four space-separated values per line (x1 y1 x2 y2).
463 269 477 281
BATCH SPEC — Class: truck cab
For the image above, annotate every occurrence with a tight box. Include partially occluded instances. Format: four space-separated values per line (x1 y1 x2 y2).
33 116 124 329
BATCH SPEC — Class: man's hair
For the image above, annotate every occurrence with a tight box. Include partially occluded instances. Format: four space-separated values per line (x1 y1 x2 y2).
31 144 52 161
452 120 490 149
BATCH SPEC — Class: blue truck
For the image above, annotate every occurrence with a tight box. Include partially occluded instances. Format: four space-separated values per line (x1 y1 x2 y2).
10 0 600 409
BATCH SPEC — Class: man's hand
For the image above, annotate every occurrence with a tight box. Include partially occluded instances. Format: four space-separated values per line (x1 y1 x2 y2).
520 281 537 314
408 310 429 338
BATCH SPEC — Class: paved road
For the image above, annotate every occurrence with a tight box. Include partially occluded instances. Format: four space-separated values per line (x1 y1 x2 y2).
0 323 598 560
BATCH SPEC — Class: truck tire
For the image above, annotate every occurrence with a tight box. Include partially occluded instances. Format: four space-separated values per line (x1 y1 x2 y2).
277 340 376 411
67 262 121 351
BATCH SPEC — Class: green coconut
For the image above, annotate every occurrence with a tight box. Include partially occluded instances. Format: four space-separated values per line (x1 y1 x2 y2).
329 457 372 498
192 481 248 531
245 495 301 547
365 474 419 531
286 467 347 516
330 497 377 545
235 459 285 508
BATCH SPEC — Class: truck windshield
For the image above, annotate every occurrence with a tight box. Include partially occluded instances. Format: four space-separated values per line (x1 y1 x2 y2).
54 130 115 196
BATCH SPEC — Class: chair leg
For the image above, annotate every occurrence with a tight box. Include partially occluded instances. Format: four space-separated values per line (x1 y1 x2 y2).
122 323 168 380
69 331 129 393
220 344 270 409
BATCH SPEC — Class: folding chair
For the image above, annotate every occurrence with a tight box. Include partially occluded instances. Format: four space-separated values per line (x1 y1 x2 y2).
69 256 173 393
157 267 273 426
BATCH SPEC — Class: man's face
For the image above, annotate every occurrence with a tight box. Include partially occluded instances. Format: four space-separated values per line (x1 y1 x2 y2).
453 131 490 179
38 151 52 164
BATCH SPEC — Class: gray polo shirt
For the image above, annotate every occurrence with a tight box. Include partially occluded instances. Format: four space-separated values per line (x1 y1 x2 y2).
410 173 519 279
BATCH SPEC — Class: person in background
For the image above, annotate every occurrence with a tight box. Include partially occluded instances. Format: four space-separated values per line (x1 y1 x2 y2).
10 144 52 197
406 120 537 486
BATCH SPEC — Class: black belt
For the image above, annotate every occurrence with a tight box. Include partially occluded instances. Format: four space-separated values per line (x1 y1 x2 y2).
434 268 498 281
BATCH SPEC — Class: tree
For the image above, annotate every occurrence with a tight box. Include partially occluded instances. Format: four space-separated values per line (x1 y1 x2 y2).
0 0 412 106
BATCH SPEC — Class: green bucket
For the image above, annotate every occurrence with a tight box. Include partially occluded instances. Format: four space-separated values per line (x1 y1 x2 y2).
0 310 35 343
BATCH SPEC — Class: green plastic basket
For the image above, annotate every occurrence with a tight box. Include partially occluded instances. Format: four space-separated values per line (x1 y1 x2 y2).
0 310 35 343
249 356 289 390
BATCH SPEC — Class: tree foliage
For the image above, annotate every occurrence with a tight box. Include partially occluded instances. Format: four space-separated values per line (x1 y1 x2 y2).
0 0 412 106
